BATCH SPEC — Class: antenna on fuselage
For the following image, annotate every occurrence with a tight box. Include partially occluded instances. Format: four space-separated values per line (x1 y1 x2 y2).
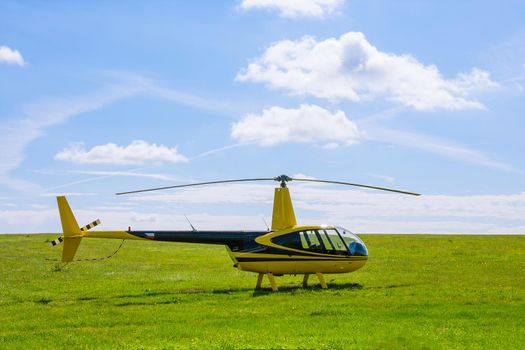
262 217 270 231
183 214 197 232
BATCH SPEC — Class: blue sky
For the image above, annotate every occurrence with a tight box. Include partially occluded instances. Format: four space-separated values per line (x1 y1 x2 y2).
1 0 525 233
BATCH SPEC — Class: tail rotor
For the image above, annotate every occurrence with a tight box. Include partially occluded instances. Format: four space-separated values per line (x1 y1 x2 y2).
50 196 100 262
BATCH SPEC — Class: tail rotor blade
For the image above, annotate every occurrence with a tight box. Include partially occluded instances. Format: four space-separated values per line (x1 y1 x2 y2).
80 219 101 232
48 236 64 247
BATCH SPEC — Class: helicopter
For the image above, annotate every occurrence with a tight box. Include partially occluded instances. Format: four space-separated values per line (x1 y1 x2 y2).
50 175 419 291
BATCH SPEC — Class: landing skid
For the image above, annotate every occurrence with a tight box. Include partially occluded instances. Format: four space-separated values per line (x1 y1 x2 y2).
255 272 328 291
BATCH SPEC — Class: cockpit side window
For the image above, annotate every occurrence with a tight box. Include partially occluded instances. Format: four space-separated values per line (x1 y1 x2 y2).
324 229 347 253
272 229 351 255
300 230 323 252
271 232 302 250
300 231 309 249
316 230 333 251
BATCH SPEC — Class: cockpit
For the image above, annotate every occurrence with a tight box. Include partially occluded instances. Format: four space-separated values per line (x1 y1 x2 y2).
270 226 368 256
335 226 368 256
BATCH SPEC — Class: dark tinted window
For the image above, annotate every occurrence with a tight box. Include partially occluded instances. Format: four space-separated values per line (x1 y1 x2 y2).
271 232 302 250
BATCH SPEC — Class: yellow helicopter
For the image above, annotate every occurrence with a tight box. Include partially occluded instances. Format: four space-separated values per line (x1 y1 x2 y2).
50 175 419 291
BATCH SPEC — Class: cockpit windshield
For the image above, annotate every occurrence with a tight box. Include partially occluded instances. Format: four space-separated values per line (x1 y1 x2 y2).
335 227 364 244
335 227 368 256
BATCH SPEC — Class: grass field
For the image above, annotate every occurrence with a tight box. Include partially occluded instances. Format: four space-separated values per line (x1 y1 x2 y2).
0 234 523 349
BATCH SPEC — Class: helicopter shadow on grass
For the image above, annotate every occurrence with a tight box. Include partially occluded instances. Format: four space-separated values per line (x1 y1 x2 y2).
214 281 415 296
241 281 416 296
73 288 255 307
75 291 183 307
65 281 413 306
71 282 366 306
250 282 364 297
70 282 413 306
169 282 364 297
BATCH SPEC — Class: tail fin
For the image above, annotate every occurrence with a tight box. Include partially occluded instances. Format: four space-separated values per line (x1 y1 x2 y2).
271 187 297 230
56 196 83 262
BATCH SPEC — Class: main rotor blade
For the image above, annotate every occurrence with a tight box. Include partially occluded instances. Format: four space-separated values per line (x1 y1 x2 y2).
116 178 275 195
290 178 421 196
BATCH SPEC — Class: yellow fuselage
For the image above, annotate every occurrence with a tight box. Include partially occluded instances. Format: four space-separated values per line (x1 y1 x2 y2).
230 253 367 274
227 225 368 275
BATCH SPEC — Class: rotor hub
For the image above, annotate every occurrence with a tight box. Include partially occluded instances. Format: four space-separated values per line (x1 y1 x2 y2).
274 175 292 188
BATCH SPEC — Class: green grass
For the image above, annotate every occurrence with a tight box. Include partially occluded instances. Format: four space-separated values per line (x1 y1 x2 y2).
1 234 524 349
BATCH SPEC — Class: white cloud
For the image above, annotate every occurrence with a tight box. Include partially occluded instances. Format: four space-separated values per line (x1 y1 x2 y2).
40 192 97 197
0 80 147 192
363 126 518 172
3 181 525 233
0 208 271 233
237 32 498 111
353 107 516 172
240 0 344 18
0 72 245 193
129 183 274 205
190 142 252 160
30 204 49 209
0 45 25 66
37 169 181 194
69 170 179 181
291 186 525 221
292 173 317 180
55 140 188 165
231 104 360 146
366 173 395 183
118 181 525 233
0 209 56 233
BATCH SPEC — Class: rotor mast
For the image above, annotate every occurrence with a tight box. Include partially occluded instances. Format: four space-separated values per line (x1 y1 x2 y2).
271 175 297 231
